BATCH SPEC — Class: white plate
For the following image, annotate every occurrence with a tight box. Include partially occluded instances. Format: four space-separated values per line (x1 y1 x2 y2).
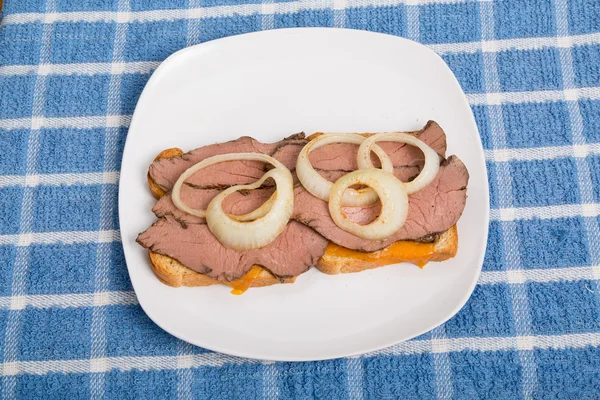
119 28 489 361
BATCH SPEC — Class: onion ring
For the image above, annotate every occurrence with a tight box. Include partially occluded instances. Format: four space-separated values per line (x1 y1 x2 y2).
172 153 287 218
171 153 294 251
207 167 294 251
328 169 408 240
357 133 440 194
296 134 394 206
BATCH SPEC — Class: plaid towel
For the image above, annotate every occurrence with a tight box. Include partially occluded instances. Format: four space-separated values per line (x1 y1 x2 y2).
1 0 600 398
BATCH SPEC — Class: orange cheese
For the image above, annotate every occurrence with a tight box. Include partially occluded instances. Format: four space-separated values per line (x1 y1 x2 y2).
323 240 436 268
227 265 264 295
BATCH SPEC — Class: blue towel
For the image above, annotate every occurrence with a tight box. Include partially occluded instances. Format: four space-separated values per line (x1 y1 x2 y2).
1 0 600 399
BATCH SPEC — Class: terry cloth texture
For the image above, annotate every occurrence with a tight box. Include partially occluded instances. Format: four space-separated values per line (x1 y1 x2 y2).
1 0 600 399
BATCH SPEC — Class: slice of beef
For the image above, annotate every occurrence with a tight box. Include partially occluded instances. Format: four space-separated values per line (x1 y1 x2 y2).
293 155 469 252
149 134 307 191
153 155 468 252
137 217 328 281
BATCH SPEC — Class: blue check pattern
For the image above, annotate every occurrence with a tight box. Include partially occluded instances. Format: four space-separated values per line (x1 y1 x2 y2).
1 0 600 399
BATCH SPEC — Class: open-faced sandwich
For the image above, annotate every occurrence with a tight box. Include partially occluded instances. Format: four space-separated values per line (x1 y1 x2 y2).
136 121 469 294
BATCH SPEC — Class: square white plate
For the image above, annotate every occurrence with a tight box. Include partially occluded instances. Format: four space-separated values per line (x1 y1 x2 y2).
119 28 489 361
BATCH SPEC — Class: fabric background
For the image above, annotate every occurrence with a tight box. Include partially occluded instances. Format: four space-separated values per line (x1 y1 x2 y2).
1 0 600 399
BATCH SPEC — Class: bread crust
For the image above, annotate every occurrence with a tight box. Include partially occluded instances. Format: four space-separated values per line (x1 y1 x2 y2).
144 146 459 288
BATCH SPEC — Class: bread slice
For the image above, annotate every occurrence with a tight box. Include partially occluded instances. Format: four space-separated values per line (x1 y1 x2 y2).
316 225 458 275
145 147 459 290
148 251 295 289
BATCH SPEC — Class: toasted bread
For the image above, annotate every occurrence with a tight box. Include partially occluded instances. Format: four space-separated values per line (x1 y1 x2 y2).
145 147 459 290
148 251 295 288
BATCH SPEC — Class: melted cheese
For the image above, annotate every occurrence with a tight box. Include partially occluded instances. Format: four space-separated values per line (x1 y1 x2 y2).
225 241 436 295
324 240 436 268
227 265 264 295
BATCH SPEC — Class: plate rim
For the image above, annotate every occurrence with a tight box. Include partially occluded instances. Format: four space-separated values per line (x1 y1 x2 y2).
119 27 490 361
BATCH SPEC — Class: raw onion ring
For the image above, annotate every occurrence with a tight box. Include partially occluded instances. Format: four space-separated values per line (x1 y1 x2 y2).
328 169 408 240
296 133 394 206
357 133 439 194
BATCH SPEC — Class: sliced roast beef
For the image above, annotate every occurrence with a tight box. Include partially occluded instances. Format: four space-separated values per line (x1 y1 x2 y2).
152 120 449 222
137 217 328 281
148 134 307 191
152 155 468 252
293 156 469 252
